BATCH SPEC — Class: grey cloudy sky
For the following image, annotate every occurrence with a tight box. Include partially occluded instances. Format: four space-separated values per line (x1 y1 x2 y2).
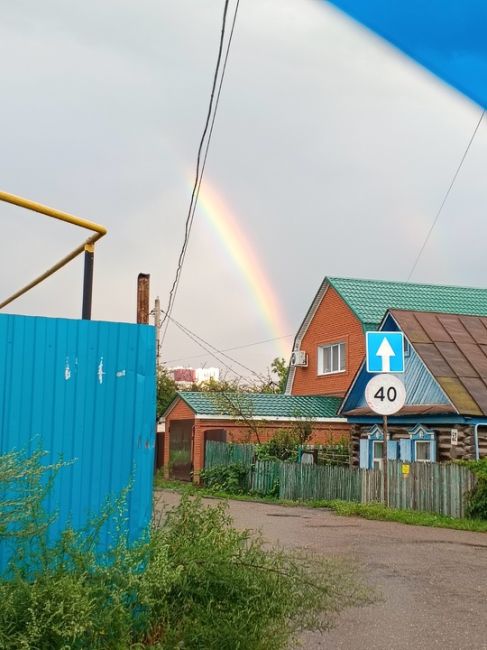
1 0 486 378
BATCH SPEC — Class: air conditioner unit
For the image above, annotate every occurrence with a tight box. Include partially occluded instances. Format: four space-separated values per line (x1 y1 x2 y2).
290 350 308 367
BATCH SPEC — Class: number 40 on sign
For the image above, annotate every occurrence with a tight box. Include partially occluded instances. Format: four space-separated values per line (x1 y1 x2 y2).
365 374 406 416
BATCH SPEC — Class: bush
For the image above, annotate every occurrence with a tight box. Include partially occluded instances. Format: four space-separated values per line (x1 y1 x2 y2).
0 449 373 648
255 429 300 462
199 462 249 493
462 458 487 520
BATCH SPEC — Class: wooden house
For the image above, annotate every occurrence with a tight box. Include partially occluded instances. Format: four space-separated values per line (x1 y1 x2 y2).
341 309 487 467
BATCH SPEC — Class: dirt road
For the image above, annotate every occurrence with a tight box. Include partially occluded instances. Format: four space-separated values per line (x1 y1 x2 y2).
154 491 487 650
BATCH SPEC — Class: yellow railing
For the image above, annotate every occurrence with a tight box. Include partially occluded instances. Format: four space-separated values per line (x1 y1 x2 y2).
0 190 107 314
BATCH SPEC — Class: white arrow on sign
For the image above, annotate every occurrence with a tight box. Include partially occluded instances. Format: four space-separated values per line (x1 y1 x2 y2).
376 336 395 372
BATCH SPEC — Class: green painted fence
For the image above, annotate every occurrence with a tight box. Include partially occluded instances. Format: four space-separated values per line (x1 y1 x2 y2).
205 441 255 469
249 461 281 496
204 442 476 518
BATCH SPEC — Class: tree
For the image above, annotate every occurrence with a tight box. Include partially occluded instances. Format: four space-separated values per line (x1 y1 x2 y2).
157 366 178 417
270 357 289 393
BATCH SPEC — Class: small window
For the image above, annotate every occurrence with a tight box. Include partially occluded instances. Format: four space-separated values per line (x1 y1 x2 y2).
404 338 411 358
318 342 346 375
415 440 431 462
373 441 384 470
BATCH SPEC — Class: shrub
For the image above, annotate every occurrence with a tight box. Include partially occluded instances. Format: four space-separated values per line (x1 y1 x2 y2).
0 449 373 648
199 462 249 493
255 429 300 462
462 458 487 520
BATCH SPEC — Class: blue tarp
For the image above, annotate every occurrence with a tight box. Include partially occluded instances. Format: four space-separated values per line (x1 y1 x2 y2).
326 0 487 108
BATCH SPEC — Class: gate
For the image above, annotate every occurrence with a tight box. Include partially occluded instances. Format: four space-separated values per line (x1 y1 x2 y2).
169 420 193 481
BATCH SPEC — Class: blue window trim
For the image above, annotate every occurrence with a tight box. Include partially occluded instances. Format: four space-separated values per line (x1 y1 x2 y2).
360 424 437 467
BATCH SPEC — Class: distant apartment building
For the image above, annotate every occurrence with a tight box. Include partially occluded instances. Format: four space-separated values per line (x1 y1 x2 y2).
169 366 220 387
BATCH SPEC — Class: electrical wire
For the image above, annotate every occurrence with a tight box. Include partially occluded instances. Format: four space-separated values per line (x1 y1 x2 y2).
407 109 485 280
165 333 292 364
167 317 250 382
160 0 240 349
162 310 264 381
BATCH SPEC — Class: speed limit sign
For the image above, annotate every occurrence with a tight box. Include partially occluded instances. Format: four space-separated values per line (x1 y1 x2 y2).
365 374 406 415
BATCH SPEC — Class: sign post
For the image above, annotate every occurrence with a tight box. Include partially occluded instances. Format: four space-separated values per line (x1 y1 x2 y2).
365 333 406 506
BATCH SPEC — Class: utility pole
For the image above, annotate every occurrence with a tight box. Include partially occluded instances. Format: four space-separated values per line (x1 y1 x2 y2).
153 296 161 372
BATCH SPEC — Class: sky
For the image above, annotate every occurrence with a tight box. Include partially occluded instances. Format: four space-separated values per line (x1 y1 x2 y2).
1 0 486 379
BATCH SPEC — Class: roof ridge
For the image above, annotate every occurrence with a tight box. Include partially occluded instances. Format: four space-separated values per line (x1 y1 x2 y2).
327 276 487 292
389 308 487 318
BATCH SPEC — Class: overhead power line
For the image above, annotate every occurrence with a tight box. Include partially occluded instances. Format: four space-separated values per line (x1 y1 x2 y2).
408 109 485 280
165 333 293 365
160 0 240 349
162 310 264 382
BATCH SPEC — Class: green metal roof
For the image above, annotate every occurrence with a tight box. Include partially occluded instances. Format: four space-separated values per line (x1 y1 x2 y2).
177 392 343 419
328 277 487 328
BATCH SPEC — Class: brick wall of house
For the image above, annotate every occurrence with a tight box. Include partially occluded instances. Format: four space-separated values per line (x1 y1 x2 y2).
192 419 351 481
291 286 365 397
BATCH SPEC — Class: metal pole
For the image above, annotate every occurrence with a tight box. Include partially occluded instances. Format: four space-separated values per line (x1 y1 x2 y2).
82 244 94 320
383 415 388 506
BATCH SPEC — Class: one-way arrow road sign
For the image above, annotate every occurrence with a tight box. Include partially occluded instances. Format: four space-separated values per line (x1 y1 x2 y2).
366 331 405 373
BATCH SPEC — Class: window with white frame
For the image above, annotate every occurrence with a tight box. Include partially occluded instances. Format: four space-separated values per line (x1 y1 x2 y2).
318 342 346 375
373 440 384 470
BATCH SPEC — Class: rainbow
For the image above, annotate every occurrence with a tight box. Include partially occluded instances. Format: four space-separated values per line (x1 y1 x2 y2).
194 180 291 359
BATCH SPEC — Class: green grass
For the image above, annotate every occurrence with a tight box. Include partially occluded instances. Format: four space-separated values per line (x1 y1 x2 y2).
324 500 487 532
155 476 487 533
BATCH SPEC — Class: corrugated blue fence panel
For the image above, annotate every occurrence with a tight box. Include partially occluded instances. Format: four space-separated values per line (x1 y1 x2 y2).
0 313 156 567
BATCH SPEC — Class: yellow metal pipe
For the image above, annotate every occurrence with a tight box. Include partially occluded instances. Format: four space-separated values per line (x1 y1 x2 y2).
0 190 107 239
0 190 108 310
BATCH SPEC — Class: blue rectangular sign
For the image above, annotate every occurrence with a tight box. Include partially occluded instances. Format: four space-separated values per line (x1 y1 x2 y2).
366 331 405 373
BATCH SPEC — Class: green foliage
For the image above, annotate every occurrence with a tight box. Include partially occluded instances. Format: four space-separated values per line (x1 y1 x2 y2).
156 496 373 649
460 458 487 520
314 438 350 466
255 423 312 463
256 430 300 462
185 377 242 392
0 449 373 648
200 463 249 494
156 366 177 417
0 449 66 542
270 357 289 393
325 500 487 532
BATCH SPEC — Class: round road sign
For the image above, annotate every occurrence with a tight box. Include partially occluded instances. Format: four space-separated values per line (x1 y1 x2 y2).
365 374 406 416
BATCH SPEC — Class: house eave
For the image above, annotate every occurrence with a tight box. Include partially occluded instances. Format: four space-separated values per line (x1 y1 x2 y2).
194 414 347 423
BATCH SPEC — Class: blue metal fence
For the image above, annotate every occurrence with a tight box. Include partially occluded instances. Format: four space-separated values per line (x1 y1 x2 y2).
0 313 156 567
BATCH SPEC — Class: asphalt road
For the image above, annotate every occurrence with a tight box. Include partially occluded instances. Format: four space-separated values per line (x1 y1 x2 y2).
154 491 487 650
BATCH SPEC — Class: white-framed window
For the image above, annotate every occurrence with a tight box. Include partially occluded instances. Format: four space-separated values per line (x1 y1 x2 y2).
317 342 346 375
415 440 432 462
373 440 384 470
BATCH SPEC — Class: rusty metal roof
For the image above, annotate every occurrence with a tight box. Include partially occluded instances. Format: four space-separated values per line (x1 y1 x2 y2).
345 404 457 417
391 310 487 416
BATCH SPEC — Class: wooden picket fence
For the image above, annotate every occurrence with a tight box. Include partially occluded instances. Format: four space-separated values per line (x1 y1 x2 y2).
205 441 255 468
204 442 477 518
279 462 361 502
362 461 476 519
